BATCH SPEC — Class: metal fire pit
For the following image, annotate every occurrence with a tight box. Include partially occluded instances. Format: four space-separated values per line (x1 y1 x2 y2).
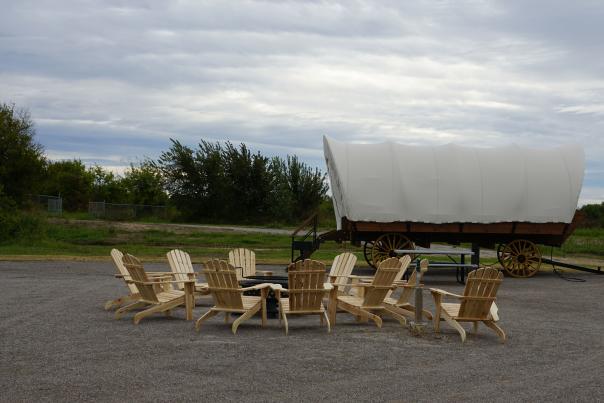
239 275 288 318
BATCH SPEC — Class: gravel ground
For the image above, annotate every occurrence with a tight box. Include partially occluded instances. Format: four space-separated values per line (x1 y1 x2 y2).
1 260 603 402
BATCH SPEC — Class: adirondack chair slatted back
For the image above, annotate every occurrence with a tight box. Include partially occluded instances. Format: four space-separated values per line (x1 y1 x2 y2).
167 249 194 290
458 267 503 320
111 249 138 294
329 252 357 291
228 248 256 280
287 259 326 312
394 257 425 304
122 254 159 303
203 259 243 309
363 257 402 307
385 255 411 300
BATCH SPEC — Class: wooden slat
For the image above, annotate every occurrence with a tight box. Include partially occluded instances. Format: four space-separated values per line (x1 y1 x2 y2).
203 259 244 309
228 248 256 279
167 249 194 290
328 252 357 293
362 257 402 307
111 249 138 295
286 259 326 312
122 254 159 303
458 267 502 319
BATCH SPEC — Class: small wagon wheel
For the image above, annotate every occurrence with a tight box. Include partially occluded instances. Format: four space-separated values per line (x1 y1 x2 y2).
497 239 542 278
370 233 415 269
363 241 375 268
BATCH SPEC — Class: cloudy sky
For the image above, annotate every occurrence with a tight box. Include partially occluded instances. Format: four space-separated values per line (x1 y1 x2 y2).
1 0 603 204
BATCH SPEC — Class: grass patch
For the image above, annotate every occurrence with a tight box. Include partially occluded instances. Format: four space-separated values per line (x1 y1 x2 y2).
1 220 602 265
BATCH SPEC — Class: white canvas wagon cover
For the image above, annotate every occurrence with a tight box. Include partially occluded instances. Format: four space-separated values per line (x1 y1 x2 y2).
324 136 584 229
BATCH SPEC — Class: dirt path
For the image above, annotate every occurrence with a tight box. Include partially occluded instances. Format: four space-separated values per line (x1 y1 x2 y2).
50 218 293 235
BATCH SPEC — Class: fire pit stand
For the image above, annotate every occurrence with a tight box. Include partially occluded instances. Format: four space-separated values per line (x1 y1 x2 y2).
239 275 288 318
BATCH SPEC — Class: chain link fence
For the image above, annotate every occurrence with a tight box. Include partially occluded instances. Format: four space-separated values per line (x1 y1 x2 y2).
88 201 167 220
30 194 63 215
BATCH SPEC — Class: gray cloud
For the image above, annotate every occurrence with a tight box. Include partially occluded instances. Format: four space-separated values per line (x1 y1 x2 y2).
1 0 603 204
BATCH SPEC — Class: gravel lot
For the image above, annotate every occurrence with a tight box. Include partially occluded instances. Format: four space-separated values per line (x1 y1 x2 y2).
1 260 603 402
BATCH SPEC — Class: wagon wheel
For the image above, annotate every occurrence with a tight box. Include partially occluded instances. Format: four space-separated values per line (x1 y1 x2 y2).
363 241 375 268
497 239 542 278
370 233 415 269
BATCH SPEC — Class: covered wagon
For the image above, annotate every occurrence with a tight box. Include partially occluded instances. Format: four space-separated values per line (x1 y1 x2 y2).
319 136 585 278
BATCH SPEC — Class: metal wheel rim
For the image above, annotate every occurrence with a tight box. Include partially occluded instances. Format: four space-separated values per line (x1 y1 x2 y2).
497 239 541 278
370 233 414 269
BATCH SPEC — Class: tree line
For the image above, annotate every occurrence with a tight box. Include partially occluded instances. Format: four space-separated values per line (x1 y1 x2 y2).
0 102 329 240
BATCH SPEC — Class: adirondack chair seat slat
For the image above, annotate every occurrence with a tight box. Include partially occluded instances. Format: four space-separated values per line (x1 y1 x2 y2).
156 290 186 302
279 298 326 313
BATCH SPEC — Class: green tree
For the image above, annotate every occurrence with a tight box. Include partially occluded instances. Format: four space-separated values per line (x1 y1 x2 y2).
0 103 46 205
578 202 604 227
89 165 128 203
156 138 329 224
222 142 272 221
122 161 168 206
42 160 93 211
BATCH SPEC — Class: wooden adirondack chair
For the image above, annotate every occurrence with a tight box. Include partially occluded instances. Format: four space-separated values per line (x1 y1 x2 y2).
383 257 433 320
166 249 209 295
327 252 357 296
228 248 272 280
430 267 505 343
335 257 409 328
114 254 195 324
104 249 141 310
272 259 332 335
195 259 271 334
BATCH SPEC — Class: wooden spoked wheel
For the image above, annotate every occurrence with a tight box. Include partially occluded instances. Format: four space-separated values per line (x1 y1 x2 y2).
497 239 542 278
370 233 415 269
363 241 375 268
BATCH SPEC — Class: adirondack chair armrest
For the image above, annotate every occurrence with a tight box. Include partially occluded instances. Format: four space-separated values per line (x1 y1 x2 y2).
429 288 463 299
323 283 333 291
269 284 284 291
347 275 374 280
394 282 424 288
160 280 195 284
348 283 396 290
240 283 272 292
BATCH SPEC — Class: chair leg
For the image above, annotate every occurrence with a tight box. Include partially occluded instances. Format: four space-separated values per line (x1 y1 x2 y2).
338 300 382 328
442 312 466 343
282 312 289 336
224 313 230 323
261 298 267 328
320 314 324 326
105 294 138 310
232 304 261 335
195 309 219 331
134 299 183 325
472 321 479 334
433 305 442 333
483 320 506 343
382 305 409 326
323 311 331 333
115 301 146 319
